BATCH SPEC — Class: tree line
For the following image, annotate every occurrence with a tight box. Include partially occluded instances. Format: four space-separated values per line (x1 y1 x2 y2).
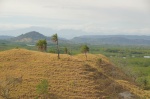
36 33 89 60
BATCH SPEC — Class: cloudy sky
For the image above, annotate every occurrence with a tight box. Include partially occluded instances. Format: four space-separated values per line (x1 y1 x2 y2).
0 0 150 36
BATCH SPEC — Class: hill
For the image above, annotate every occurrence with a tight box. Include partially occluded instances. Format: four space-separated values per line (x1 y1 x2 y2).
10 31 70 44
0 49 150 98
11 31 47 42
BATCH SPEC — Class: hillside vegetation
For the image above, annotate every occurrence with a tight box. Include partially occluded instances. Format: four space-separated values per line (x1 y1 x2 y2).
0 49 150 99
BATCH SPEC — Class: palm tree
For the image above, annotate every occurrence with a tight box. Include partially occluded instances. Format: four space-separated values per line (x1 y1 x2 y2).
81 45 89 60
36 40 43 51
51 33 60 59
43 39 47 52
36 39 47 52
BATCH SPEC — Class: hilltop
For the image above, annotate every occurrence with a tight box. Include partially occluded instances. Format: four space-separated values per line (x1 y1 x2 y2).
0 49 150 98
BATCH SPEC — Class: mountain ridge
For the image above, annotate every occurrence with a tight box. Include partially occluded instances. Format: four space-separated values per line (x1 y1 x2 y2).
1 31 150 45
71 35 150 45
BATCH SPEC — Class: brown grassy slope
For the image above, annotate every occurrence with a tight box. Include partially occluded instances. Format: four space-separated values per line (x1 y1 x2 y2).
0 49 149 99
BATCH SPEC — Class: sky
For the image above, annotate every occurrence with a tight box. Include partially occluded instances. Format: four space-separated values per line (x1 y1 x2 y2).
0 0 150 36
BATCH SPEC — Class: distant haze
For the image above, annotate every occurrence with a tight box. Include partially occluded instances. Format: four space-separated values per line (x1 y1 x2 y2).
0 0 150 37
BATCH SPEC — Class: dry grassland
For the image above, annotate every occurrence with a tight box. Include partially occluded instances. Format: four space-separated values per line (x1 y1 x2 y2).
0 49 149 99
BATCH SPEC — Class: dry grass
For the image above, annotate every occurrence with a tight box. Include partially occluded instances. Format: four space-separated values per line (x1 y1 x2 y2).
0 48 149 99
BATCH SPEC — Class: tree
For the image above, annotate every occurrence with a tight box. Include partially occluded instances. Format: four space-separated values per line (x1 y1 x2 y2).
36 39 47 52
43 39 47 52
81 45 89 60
51 33 60 59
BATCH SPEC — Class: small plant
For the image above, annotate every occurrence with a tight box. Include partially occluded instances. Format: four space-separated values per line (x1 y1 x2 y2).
97 58 102 64
36 79 49 99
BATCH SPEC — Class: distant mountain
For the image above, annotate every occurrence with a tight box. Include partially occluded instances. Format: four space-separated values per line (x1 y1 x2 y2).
75 35 150 40
12 31 47 42
2 30 150 45
0 35 14 40
71 35 150 45
11 31 70 45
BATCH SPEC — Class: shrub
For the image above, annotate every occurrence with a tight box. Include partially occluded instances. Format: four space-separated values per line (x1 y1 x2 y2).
36 79 48 95
136 77 149 90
